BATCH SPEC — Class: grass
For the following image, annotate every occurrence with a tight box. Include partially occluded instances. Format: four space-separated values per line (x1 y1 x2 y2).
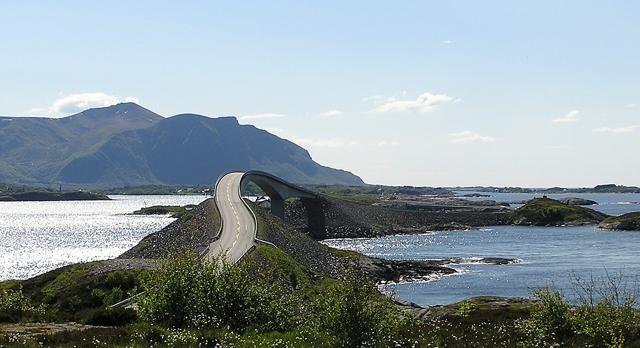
512 197 607 226
0 261 146 324
132 204 196 221
600 212 640 230
4 253 640 347
3 196 639 346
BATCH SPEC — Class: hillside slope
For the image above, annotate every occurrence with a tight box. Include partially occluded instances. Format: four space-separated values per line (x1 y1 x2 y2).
1 104 364 187
60 114 364 186
0 103 162 184
511 198 608 226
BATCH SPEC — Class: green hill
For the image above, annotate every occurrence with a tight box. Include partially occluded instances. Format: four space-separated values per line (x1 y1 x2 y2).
599 212 640 231
511 198 608 226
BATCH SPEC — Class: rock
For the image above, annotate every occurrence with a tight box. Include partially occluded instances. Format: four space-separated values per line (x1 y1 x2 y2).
511 198 608 226
0 191 110 201
461 193 491 197
357 257 456 283
285 196 512 239
598 212 640 231
558 198 598 206
424 222 476 231
446 257 518 265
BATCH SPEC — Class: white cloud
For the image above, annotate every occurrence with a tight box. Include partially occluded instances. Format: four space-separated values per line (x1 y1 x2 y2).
443 40 454 44
369 92 454 113
448 131 495 144
627 103 637 108
362 95 388 103
34 92 140 116
377 140 400 147
319 109 343 117
551 110 579 124
592 125 639 134
292 137 357 148
239 113 285 120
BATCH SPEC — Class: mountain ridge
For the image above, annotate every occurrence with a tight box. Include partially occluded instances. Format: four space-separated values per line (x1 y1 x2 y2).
0 103 364 187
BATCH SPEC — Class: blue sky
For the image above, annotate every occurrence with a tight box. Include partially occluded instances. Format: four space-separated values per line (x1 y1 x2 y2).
1 1 638 187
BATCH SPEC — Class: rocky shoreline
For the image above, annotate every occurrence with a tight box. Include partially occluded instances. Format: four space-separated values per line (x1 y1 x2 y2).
359 257 519 283
285 195 512 239
0 191 110 201
599 212 640 231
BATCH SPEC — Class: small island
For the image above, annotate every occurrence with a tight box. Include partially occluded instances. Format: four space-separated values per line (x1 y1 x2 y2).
511 197 608 226
0 191 110 202
598 212 640 231
558 197 598 206
132 204 197 220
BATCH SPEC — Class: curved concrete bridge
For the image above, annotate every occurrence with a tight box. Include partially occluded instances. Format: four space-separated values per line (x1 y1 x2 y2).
207 171 318 264
111 171 319 308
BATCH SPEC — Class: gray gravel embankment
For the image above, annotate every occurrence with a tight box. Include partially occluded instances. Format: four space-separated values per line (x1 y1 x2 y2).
119 198 220 259
286 196 512 239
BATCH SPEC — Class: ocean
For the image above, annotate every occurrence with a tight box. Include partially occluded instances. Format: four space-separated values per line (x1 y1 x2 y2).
323 193 640 306
0 195 207 281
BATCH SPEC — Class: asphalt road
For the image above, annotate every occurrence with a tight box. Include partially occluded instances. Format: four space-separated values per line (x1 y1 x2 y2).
207 172 256 264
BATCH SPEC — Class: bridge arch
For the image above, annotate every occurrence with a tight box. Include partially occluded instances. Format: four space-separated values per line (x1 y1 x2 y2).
239 171 318 220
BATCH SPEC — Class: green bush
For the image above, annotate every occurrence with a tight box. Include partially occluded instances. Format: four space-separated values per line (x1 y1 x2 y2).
138 251 304 332
519 282 640 347
308 270 402 347
137 251 406 346
0 289 47 323
455 300 480 318
519 289 573 346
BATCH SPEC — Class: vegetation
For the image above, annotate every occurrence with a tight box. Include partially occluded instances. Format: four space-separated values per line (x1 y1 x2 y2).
600 212 640 231
520 285 639 347
3 250 640 347
0 262 146 324
511 197 608 226
0 289 47 323
132 204 197 221
138 249 403 346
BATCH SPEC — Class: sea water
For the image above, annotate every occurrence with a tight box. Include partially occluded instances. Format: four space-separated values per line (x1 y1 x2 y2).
324 193 640 306
0 195 207 281
324 225 640 306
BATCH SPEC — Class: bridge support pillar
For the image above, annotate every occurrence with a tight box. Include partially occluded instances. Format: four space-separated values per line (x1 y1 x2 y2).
270 198 285 220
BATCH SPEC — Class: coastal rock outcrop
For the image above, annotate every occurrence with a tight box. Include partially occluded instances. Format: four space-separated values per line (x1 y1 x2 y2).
598 212 640 231
558 198 598 206
0 191 110 201
286 196 512 239
510 198 608 226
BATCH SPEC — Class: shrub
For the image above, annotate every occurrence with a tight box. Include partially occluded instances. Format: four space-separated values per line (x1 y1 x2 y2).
519 288 573 346
138 251 304 332
309 270 401 347
455 300 479 318
520 274 640 347
0 289 47 323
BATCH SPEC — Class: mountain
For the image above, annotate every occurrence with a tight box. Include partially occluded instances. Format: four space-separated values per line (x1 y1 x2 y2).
0 103 364 187
0 103 163 184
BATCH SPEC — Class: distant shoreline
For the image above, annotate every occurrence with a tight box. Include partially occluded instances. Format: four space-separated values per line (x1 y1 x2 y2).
0 191 110 202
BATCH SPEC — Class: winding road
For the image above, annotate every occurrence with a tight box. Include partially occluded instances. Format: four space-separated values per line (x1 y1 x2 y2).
207 172 256 264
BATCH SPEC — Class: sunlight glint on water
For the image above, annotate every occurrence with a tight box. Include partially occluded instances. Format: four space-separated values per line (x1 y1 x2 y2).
0 195 207 280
